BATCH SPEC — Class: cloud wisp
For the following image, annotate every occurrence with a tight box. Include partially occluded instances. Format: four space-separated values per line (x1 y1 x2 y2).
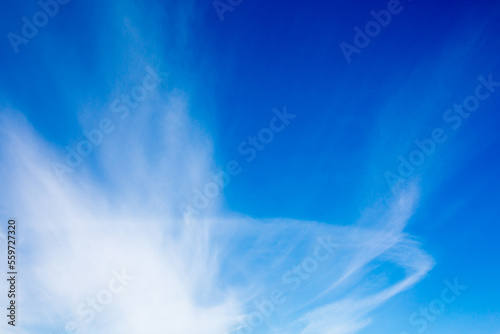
0 95 433 333
0 1 435 332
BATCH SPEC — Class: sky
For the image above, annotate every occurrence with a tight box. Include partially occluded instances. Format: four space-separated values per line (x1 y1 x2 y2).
0 0 499 333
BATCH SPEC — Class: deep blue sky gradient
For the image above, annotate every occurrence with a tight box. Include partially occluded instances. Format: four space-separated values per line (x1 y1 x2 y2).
1 0 499 333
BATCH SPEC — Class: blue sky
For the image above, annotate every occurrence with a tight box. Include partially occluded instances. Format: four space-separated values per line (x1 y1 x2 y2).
0 0 499 333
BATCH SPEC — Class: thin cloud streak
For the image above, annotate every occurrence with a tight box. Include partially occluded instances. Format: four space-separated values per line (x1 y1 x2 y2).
0 1 435 333
0 100 433 333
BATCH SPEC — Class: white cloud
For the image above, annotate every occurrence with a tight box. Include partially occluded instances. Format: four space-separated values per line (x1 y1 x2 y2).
0 2 434 332
0 96 433 333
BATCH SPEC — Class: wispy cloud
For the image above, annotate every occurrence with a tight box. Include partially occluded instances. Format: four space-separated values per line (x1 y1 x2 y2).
0 1 435 333
0 97 433 333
